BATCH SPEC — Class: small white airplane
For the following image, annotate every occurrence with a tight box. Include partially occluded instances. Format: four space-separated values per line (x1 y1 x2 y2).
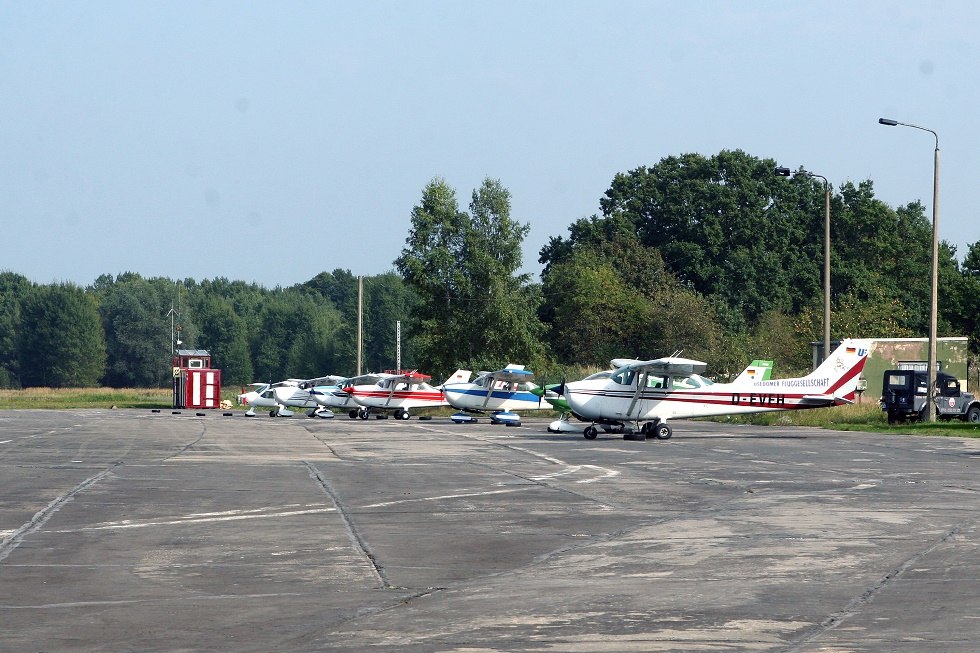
238 380 324 417
308 373 391 418
443 365 545 425
344 370 466 420
545 359 776 434
562 339 870 440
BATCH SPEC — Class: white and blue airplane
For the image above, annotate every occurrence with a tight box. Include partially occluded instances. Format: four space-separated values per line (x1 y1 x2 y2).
443 365 545 425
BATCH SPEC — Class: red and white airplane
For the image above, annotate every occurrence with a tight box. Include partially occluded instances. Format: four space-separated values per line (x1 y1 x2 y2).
562 338 871 440
344 370 467 420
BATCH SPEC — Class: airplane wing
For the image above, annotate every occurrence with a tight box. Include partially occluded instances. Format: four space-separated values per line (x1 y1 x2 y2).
610 358 643 369
486 366 535 384
247 380 297 390
387 371 432 383
615 356 708 377
302 375 347 387
346 373 392 385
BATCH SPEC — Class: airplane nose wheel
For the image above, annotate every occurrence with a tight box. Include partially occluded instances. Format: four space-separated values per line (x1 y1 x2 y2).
348 409 359 419
583 426 598 439
655 423 672 440
358 409 370 420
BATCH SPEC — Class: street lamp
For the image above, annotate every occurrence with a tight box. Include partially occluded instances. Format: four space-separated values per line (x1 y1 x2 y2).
775 166 832 365
878 117 940 422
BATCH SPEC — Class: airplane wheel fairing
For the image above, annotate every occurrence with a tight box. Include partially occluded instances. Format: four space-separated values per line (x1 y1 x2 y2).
584 426 598 440
655 423 672 440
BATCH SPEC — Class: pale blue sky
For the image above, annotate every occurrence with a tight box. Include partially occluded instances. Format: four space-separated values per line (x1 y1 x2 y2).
2 1 976 287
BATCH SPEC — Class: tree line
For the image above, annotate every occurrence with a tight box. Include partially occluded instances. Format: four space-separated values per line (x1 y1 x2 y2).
2 149 978 389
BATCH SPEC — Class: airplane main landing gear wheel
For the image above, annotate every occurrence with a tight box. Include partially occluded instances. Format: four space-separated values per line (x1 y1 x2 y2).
583 426 598 440
655 422 672 440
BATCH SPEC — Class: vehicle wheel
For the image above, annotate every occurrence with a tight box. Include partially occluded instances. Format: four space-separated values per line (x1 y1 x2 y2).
359 409 369 420
967 405 980 423
270 410 277 417
584 426 598 440
348 409 359 419
640 421 653 436
655 423 672 440
399 410 411 420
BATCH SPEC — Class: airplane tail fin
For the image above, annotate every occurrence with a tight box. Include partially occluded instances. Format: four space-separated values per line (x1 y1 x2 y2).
733 360 774 384
443 369 471 386
803 339 872 403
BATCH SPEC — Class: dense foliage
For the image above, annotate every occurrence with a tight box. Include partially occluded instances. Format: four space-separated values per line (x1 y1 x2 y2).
1 150 977 388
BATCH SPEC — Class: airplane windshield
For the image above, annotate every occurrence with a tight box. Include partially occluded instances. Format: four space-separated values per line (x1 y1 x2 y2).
584 371 612 381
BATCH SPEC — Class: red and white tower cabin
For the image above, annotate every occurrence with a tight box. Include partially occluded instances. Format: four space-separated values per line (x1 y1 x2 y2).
172 349 222 409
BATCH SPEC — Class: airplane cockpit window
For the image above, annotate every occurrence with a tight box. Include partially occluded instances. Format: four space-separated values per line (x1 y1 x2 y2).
611 369 635 386
672 376 706 389
645 375 666 389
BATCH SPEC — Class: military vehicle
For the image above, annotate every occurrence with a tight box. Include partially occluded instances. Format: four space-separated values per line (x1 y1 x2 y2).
881 369 980 424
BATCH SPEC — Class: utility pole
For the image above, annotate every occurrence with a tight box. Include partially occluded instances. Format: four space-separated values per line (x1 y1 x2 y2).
357 276 363 376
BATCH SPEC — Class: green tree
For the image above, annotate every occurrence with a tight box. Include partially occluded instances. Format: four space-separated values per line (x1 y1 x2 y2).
19 283 107 387
363 272 418 373
541 245 726 369
191 294 253 386
0 272 33 387
395 177 545 376
94 274 174 387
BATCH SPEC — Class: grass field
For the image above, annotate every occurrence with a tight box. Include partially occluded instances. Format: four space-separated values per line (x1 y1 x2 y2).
0 387 228 410
0 388 978 437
